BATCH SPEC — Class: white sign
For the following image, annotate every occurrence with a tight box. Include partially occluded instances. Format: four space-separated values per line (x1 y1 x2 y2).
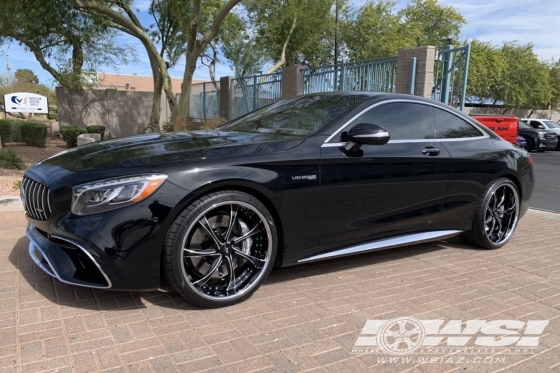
3 92 48 114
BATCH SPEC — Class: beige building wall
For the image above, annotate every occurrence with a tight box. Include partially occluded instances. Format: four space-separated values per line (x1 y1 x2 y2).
95 73 206 92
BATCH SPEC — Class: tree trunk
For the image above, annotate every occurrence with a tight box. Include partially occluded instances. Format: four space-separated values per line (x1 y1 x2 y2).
263 13 298 76
175 57 197 130
71 39 84 88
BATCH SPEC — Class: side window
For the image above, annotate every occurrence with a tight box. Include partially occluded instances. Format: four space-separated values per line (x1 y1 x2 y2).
530 121 545 129
432 108 484 139
340 102 436 141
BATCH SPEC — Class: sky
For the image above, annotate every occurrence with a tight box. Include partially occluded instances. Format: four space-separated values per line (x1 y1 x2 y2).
1 0 560 87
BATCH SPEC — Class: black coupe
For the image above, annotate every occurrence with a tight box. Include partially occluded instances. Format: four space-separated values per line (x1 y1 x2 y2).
23 93 534 308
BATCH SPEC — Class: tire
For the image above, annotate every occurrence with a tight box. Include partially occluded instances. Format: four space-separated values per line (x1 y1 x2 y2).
163 191 277 308
524 137 535 152
461 178 520 250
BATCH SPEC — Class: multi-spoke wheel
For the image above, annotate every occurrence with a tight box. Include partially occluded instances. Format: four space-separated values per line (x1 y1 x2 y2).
461 178 520 249
164 191 277 308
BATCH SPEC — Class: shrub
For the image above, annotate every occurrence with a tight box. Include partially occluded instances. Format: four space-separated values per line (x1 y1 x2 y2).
0 149 26 170
13 180 22 190
19 122 48 148
48 111 58 121
200 117 227 130
60 125 87 148
86 125 106 140
0 119 23 145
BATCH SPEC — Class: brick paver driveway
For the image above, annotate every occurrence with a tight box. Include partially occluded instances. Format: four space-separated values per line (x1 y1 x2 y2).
1 209 560 373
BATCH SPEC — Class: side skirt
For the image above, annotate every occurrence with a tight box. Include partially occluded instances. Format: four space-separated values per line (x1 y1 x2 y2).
290 230 462 265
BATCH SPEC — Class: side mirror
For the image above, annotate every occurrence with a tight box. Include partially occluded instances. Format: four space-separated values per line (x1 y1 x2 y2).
343 123 390 152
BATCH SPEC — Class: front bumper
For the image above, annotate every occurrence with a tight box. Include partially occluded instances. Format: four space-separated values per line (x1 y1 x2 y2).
537 137 558 150
27 225 115 289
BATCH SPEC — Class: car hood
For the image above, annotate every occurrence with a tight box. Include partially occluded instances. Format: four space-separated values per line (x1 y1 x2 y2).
45 130 305 171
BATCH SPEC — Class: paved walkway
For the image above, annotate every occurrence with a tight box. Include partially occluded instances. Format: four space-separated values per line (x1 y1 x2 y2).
1 210 560 373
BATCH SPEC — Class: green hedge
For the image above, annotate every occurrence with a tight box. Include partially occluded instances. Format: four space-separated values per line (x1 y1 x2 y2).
48 111 58 121
19 122 48 148
60 126 87 148
0 119 23 145
86 125 106 141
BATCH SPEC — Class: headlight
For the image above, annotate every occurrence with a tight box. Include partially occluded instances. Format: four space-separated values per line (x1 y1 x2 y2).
72 174 167 216
538 132 546 139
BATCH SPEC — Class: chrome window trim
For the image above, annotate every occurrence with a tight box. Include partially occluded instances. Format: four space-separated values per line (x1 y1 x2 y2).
323 99 489 144
322 136 486 148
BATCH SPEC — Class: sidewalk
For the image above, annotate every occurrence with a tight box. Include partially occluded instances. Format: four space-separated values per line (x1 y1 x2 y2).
1 209 559 373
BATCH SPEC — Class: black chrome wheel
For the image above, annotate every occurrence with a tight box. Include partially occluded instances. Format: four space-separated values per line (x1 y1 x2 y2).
164 191 277 307
461 178 520 249
483 184 519 245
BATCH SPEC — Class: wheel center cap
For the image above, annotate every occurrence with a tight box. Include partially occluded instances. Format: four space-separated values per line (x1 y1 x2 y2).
221 244 232 256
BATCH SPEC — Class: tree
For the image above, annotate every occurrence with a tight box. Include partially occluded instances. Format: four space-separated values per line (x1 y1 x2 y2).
466 40 506 104
399 0 466 49
221 11 266 78
246 0 336 73
342 0 405 61
548 59 560 111
70 0 243 130
499 43 551 112
15 69 39 85
0 0 136 89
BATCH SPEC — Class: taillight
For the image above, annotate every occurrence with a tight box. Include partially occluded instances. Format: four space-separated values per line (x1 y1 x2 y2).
528 155 533 165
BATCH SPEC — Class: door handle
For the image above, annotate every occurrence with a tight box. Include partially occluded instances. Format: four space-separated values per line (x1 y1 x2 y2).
422 147 440 156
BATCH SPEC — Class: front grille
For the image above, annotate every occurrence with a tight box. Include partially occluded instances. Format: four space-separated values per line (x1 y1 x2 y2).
22 177 52 220
547 134 556 140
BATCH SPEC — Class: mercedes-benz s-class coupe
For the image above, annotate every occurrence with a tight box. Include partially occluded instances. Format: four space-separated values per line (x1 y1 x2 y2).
23 93 534 308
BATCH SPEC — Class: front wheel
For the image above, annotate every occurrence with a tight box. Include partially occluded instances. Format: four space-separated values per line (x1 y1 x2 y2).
163 191 277 308
461 178 520 250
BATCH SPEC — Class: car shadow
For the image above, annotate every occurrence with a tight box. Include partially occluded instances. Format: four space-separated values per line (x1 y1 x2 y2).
11 235 482 311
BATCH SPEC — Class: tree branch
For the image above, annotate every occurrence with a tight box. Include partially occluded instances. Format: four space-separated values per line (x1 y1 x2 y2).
264 11 297 75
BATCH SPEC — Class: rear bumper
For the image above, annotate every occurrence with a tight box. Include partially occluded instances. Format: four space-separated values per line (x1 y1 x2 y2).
27 224 117 289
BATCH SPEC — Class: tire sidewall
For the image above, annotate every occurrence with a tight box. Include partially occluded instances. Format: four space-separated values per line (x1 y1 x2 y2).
168 191 278 307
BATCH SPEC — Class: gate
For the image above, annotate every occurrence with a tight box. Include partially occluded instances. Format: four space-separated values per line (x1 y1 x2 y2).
232 72 282 119
433 44 471 111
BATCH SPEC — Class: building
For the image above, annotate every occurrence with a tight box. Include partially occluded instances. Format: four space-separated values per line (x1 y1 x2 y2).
95 73 206 92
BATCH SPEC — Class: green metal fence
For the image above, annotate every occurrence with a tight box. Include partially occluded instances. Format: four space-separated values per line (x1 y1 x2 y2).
433 44 471 111
301 57 398 94
232 72 282 119
189 81 220 121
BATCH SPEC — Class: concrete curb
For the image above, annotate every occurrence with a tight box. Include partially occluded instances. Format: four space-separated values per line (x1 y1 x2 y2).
0 196 23 212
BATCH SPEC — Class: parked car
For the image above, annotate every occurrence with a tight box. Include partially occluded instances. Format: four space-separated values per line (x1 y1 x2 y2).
22 93 535 308
521 118 560 149
518 120 558 151
472 115 557 152
471 115 518 144
516 136 527 148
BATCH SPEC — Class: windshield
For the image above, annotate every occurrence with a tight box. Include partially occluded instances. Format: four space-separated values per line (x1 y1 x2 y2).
221 94 369 136
544 120 560 129
518 121 531 129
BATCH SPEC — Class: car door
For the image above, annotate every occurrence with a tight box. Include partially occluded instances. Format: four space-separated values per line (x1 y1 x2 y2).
317 101 453 247
433 106 497 231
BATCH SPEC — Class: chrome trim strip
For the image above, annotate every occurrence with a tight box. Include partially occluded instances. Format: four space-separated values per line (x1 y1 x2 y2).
321 136 486 148
28 242 56 278
52 235 113 289
323 98 489 144
298 230 462 263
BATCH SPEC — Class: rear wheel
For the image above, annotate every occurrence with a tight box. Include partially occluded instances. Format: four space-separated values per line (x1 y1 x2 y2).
461 178 520 250
164 191 277 308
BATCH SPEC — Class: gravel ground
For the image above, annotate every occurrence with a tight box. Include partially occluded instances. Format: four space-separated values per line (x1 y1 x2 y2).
0 136 67 197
